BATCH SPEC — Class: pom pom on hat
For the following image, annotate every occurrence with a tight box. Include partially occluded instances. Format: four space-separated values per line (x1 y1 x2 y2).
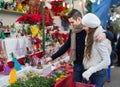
82 13 101 28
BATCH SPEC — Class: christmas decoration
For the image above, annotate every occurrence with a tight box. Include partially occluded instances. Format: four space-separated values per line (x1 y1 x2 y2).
2 57 11 75
9 68 17 84
24 54 30 65
11 52 21 71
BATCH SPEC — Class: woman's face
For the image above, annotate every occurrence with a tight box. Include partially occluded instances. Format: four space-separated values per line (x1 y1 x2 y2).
68 17 81 29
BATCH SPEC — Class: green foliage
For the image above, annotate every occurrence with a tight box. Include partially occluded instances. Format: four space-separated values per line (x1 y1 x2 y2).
86 0 92 13
0 0 5 9
46 34 50 42
24 55 30 64
7 76 55 87
113 20 120 33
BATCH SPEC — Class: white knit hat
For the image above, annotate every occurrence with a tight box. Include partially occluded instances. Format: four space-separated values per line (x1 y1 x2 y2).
82 13 101 28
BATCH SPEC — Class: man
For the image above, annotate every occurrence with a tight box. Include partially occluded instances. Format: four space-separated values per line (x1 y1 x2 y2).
46 9 113 82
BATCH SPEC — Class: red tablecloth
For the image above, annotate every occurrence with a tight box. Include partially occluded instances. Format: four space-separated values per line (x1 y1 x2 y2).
53 65 75 87
54 73 75 87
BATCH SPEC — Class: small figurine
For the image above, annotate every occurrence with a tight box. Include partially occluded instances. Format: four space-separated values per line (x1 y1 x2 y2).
0 50 11 75
3 65 11 75
2 56 11 75
0 30 5 39
0 20 5 39
10 52 21 71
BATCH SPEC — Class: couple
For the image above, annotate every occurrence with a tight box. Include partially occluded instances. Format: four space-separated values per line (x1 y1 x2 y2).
46 9 112 87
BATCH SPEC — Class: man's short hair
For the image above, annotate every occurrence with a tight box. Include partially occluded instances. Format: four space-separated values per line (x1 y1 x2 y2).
67 9 82 20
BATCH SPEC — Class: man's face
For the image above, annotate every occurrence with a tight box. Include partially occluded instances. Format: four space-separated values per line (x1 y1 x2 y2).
68 17 82 29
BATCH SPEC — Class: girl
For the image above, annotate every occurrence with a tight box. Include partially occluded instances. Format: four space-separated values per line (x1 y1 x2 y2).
82 13 111 87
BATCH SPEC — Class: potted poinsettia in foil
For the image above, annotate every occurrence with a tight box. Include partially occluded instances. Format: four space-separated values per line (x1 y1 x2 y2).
16 13 54 51
16 13 53 26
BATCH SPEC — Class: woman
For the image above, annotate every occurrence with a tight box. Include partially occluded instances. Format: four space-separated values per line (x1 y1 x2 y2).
82 13 111 87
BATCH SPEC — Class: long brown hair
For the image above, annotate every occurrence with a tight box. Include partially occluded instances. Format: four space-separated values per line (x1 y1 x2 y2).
84 28 97 60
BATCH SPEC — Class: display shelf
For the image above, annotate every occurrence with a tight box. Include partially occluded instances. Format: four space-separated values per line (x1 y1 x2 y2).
0 9 25 15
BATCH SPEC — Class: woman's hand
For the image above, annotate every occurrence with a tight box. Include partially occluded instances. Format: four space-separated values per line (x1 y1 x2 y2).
82 70 92 81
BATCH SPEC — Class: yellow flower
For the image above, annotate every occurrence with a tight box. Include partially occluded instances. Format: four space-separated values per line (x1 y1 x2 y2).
17 4 23 11
30 25 39 37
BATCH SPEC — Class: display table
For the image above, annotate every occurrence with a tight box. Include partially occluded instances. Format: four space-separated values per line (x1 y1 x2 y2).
55 73 74 87
0 52 74 87
50 65 74 87
0 66 75 87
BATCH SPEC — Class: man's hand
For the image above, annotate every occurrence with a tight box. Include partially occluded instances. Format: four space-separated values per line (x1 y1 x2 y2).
95 33 106 42
44 57 52 64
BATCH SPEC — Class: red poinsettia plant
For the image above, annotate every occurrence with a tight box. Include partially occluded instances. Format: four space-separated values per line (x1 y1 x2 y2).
50 1 67 16
16 13 53 26
52 30 68 45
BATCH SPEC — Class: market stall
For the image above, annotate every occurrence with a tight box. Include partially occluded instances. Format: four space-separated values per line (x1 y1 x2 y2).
0 0 72 87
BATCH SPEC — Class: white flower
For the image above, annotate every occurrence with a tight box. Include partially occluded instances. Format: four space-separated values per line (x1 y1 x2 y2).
90 0 101 5
90 0 96 3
